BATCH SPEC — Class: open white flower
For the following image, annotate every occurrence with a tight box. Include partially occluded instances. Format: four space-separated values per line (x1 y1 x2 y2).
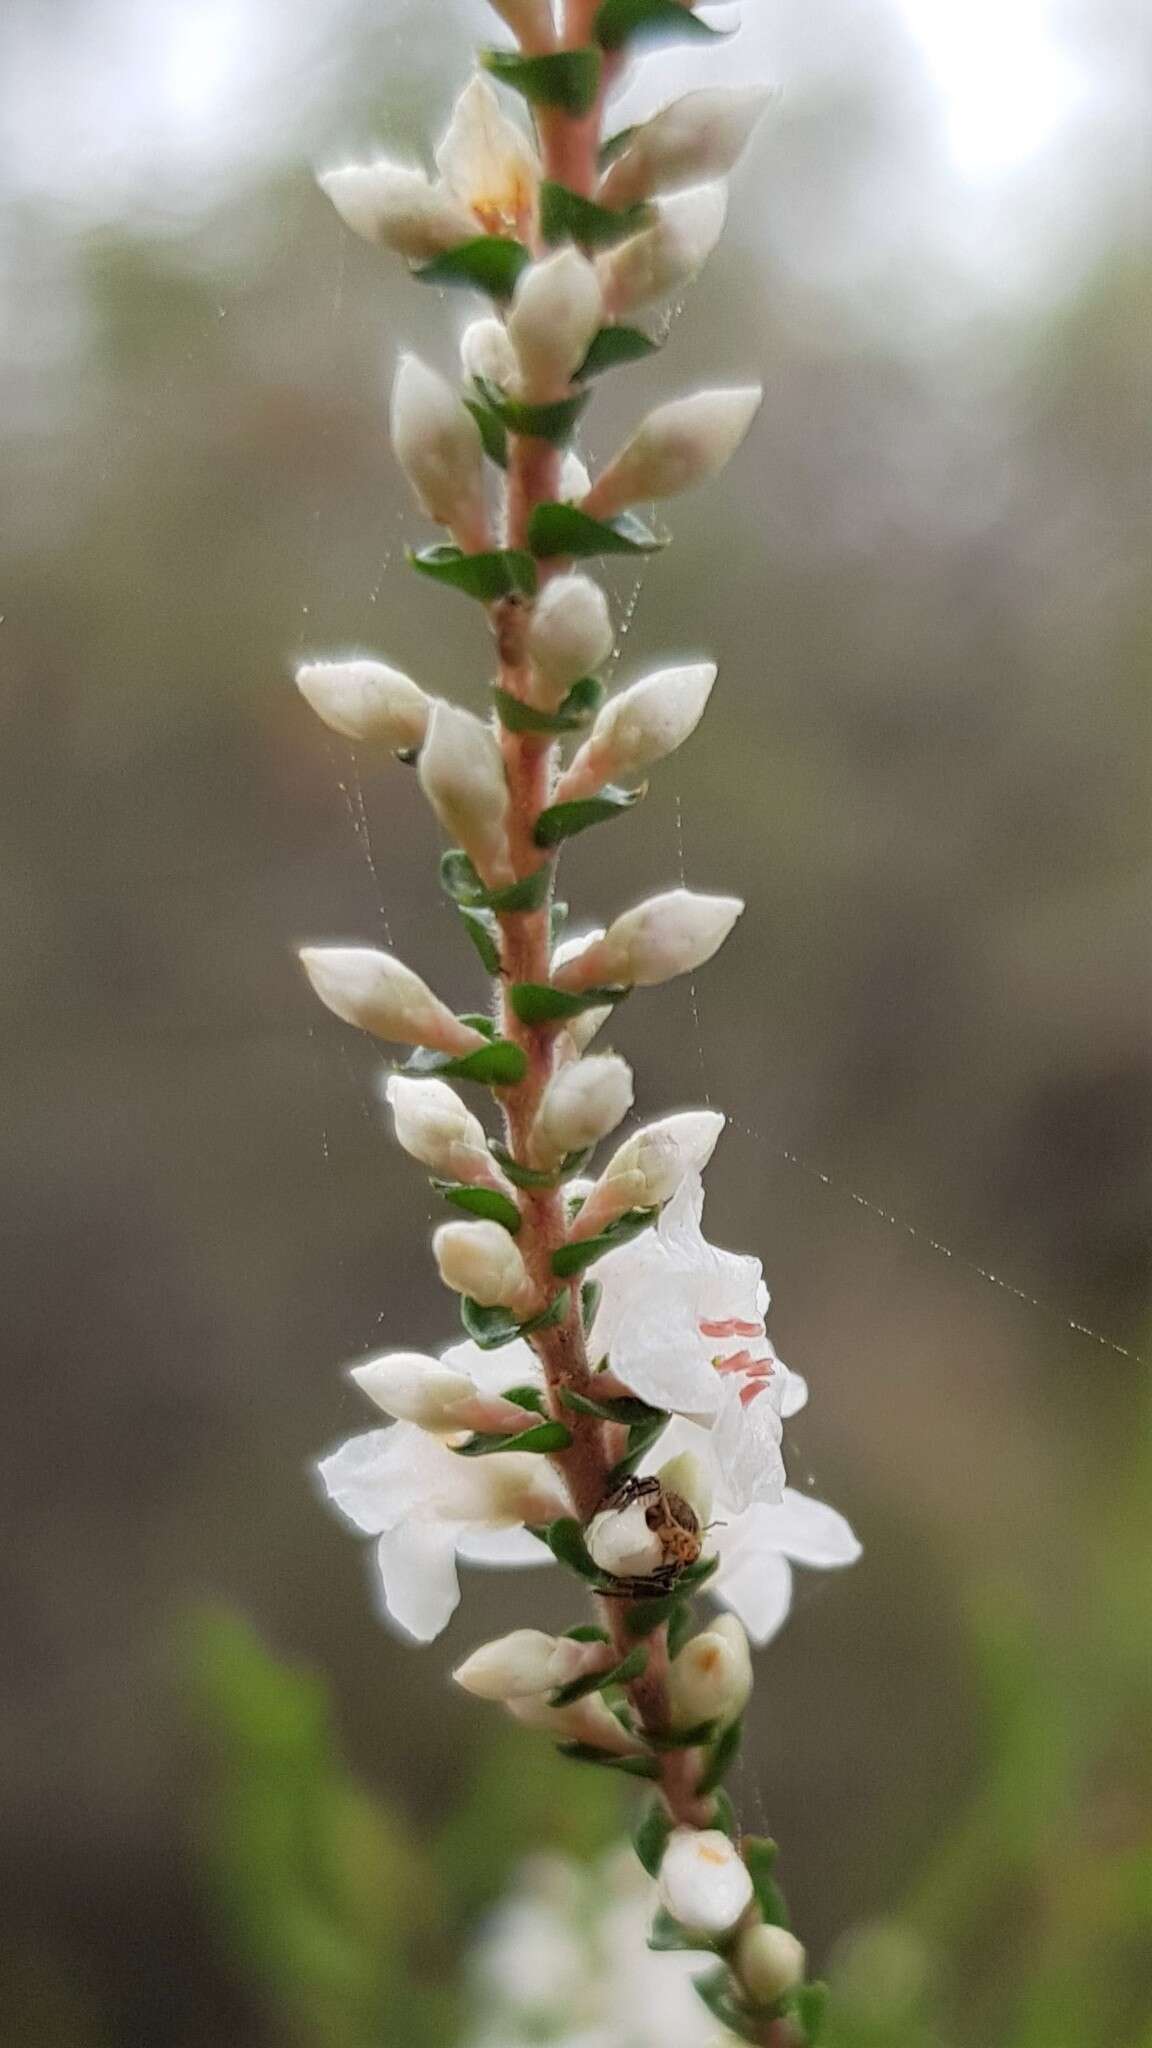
321 75 538 259
318 1411 563 1641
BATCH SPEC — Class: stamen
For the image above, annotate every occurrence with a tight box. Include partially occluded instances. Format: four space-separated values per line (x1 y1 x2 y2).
699 1316 762 1339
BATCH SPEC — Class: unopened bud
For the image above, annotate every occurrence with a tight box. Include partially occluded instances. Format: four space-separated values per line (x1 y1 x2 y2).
599 88 772 207
735 1923 807 2006
584 386 762 521
555 662 715 800
572 1109 726 1239
433 1219 533 1311
598 183 727 316
551 928 613 1052
526 574 614 703
658 1829 754 1938
349 1349 475 1429
417 701 512 886
667 1615 752 1730
507 1689 639 1754
453 1629 586 1700
508 248 603 400
295 658 431 748
384 1073 496 1184
532 1054 634 1165
319 161 474 259
657 1449 713 1525
390 352 488 546
300 946 485 1055
585 1499 665 1580
461 316 518 389
552 890 743 992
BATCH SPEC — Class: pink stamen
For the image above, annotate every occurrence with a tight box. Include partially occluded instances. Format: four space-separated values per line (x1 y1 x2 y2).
714 1348 761 1376
740 1380 774 1408
699 1317 763 1339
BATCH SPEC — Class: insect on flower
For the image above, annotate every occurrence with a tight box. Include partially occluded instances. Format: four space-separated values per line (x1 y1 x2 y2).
593 1472 704 1597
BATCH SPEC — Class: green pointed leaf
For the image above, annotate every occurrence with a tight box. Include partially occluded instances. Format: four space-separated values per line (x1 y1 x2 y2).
409 544 538 601
578 323 661 378
483 46 602 113
509 981 629 1025
475 375 591 446
792 1981 830 2043
463 396 509 468
645 1719 719 1752
606 1410 669 1488
551 1207 658 1278
440 849 552 913
502 1384 548 1413
550 1642 647 1707
744 1836 790 1927
633 1798 674 1878
490 868 554 913
595 0 731 52
564 1623 610 1644
537 1516 607 1582
432 1181 522 1232
492 675 604 734
649 1907 714 1953
581 1277 602 1332
665 1600 695 1661
556 1742 660 1777
598 124 639 169
534 783 644 849
558 1388 664 1425
413 234 531 298
710 1787 738 1840
677 1553 720 1591
540 180 652 249
692 1966 763 2045
401 1037 527 1087
458 903 502 974
453 1418 574 1456
696 1713 743 1796
528 501 666 559
624 1589 683 1638
459 1298 529 1350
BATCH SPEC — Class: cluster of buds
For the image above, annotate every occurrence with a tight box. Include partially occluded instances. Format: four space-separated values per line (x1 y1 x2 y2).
296 6 856 2046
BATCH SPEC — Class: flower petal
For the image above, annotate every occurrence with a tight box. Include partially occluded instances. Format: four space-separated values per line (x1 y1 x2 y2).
456 1524 556 1566
764 1487 862 1567
709 1381 785 1511
374 1521 463 1641
713 1547 793 1646
441 1333 544 1400
779 1364 808 1417
316 1427 406 1534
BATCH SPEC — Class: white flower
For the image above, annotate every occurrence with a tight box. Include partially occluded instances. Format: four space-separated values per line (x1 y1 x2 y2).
317 1422 564 1640
666 1613 752 1728
658 1829 753 1937
294 658 431 748
527 574 614 702
597 183 728 317
390 354 488 544
599 87 773 207
584 386 762 520
508 247 604 399
417 701 512 886
585 1497 666 1579
349 1349 476 1430
320 75 539 259
554 661 716 800
433 1218 534 1311
453 1629 594 1700
383 1073 497 1184
736 1923 807 2006
531 1053 634 1164
460 315 518 388
300 945 485 1055
552 889 743 991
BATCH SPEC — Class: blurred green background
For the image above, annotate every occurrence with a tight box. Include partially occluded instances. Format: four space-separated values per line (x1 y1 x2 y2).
2 0 1149 2041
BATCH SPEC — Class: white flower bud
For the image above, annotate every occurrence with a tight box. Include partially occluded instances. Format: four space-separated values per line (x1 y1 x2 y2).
384 1074 494 1182
559 450 591 502
532 1054 634 1164
300 946 485 1055
460 316 518 389
552 890 744 991
507 1689 638 1755
349 1349 475 1429
390 353 487 543
667 1615 753 1730
508 248 604 399
318 161 474 258
736 1924 807 2006
555 662 716 800
658 1829 754 1938
598 183 728 316
417 701 512 886
295 658 431 748
453 1629 582 1701
657 1448 713 1524
583 386 762 521
603 1110 725 1201
433 1219 532 1310
585 1499 665 1580
599 88 772 207
526 574 614 703
552 928 611 1051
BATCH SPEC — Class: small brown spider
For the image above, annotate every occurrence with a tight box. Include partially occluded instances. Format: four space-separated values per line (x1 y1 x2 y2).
594 1473 703 1597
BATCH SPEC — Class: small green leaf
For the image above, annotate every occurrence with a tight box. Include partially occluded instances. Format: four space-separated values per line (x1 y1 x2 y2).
528 501 666 559
483 46 602 113
556 1742 660 1777
459 1298 529 1350
559 1388 664 1425
595 0 731 52
581 1278 602 1332
413 234 531 299
526 1286 572 1333
633 1798 673 1878
509 981 629 1025
598 124 639 169
440 849 552 913
649 1907 713 1953
453 1419 574 1457
744 1836 790 1927
696 1714 743 1797
665 1600 695 1661
564 1623 610 1644
677 1554 720 1591
490 867 554 913
625 1590 682 1638
550 1642 647 1707
539 180 652 249
551 1207 658 1278
538 1517 607 1582
645 1719 719 1752
475 375 591 446
463 396 509 468
401 1037 527 1087
458 903 502 974
578 323 661 378
433 1181 522 1232
502 1384 548 1413
492 676 604 734
710 1787 738 1840
692 1966 763 2045
792 1981 830 2043
409 544 538 601
605 1410 669 1487
534 783 644 849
